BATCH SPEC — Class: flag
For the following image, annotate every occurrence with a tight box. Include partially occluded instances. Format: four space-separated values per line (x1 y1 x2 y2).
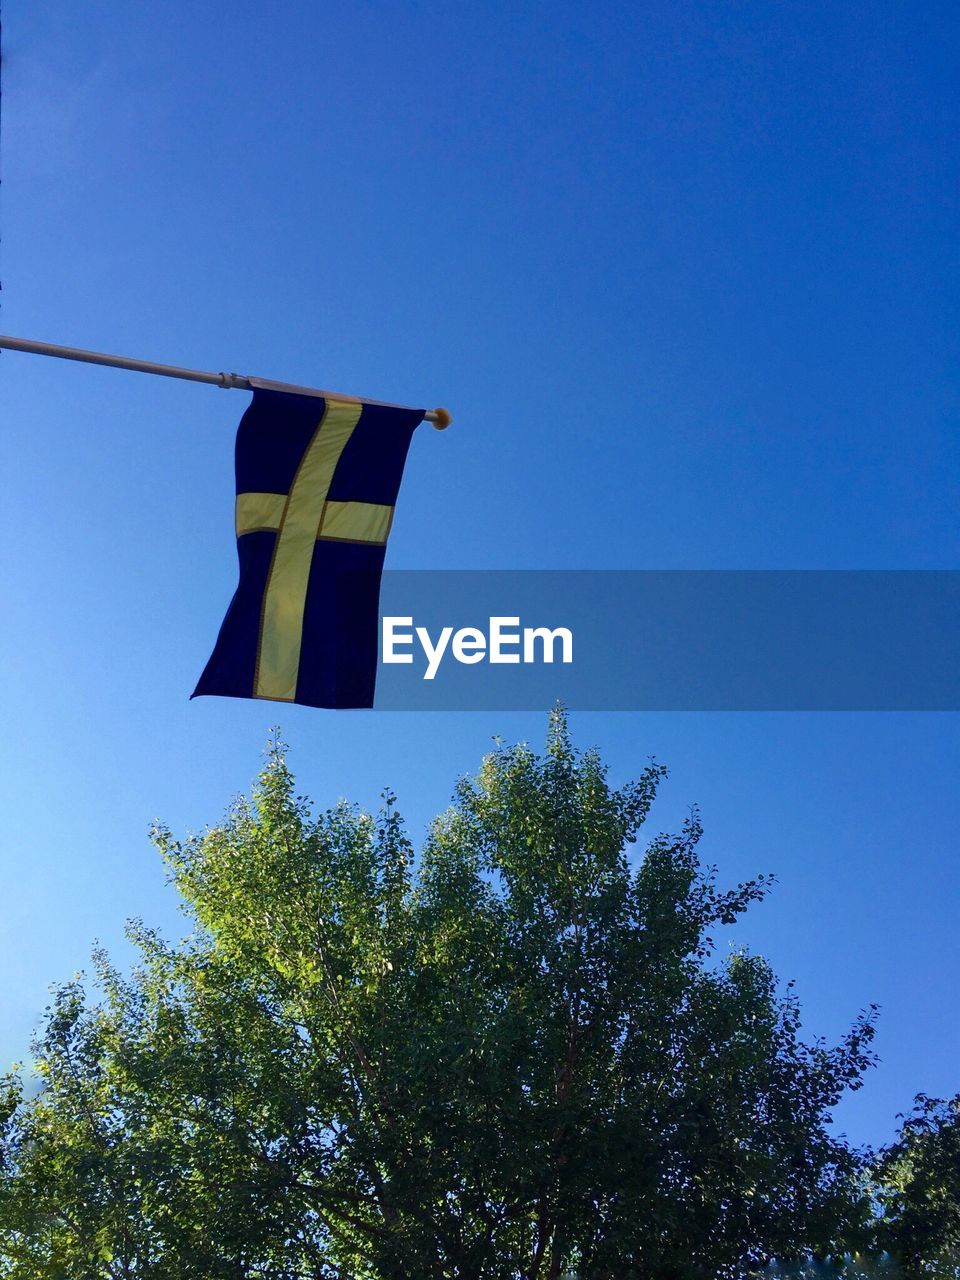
193 386 425 708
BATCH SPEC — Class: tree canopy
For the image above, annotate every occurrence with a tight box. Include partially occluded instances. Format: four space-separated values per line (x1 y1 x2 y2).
0 712 887 1278
871 1094 960 1278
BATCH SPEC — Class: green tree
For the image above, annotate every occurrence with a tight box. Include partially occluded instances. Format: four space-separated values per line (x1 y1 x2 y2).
872 1095 960 1278
0 713 879 1279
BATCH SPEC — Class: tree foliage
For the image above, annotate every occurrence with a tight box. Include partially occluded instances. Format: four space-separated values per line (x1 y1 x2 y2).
871 1095 960 1278
0 712 881 1278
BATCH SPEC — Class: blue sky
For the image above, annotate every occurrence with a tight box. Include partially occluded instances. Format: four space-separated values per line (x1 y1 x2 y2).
1 0 957 1148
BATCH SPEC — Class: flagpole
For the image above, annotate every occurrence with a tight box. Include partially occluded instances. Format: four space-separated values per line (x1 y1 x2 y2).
0 334 452 428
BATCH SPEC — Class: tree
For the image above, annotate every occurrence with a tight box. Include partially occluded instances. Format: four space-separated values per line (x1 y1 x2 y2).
0 711 879 1279
871 1095 960 1278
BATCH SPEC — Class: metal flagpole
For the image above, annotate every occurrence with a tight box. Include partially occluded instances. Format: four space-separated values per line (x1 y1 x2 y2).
0 334 452 428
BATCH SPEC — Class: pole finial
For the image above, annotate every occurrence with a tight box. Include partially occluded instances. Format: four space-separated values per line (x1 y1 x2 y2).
432 407 452 430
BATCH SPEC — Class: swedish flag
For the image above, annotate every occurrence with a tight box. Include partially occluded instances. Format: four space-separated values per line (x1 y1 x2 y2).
193 387 425 708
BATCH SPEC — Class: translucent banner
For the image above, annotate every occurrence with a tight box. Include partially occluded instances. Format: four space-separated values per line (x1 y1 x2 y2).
371 571 960 710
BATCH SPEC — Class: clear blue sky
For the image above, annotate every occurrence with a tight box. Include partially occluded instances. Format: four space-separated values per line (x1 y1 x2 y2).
1 0 957 1149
